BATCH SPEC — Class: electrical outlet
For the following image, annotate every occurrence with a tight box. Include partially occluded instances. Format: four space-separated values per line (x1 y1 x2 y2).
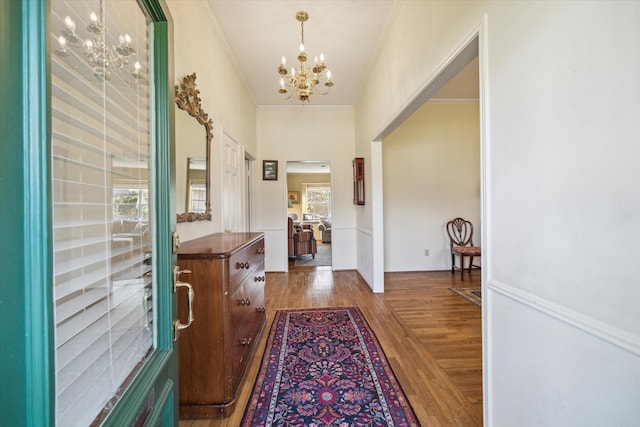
424 249 429 256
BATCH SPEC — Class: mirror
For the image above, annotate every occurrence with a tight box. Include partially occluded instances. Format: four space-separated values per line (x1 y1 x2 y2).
175 73 212 222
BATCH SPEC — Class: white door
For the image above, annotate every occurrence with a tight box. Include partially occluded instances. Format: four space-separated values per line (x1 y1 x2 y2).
223 130 241 231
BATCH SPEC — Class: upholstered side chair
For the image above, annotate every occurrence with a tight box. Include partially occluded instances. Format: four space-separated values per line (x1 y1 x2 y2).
446 217 481 280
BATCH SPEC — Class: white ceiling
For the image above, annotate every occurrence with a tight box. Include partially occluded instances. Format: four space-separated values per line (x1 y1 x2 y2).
202 1 479 172
204 1 478 106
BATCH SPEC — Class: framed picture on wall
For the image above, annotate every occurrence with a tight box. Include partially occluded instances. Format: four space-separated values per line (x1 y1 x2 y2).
263 160 278 181
288 191 300 204
353 157 365 205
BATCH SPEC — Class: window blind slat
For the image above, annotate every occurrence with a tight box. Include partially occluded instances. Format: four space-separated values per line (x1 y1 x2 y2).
54 251 107 277
54 268 107 303
55 287 107 324
55 296 109 348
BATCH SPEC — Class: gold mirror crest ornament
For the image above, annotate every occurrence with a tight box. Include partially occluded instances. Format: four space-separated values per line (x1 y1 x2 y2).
175 73 213 222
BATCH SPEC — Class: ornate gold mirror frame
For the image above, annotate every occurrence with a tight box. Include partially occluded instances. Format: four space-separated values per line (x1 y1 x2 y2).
175 73 212 222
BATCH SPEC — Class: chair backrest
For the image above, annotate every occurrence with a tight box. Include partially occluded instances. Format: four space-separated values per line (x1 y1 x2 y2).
446 217 475 247
287 217 295 237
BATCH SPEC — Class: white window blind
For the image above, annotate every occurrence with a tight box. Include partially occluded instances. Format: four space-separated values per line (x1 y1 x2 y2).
304 183 331 219
50 0 153 425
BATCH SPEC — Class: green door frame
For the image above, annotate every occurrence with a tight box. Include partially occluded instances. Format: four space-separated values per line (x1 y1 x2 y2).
0 1 53 425
0 1 177 425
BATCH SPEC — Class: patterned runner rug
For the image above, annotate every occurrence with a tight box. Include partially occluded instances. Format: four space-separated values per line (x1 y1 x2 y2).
241 306 421 426
449 287 482 306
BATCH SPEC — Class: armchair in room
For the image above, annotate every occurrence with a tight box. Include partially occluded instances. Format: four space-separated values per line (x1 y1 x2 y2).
288 217 317 258
318 218 332 243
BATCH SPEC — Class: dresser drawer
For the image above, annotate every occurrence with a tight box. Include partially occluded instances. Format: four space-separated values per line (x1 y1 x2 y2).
229 267 265 335
229 273 265 389
229 238 265 291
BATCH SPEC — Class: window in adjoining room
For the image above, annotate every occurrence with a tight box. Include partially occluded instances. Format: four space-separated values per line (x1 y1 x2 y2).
304 183 331 220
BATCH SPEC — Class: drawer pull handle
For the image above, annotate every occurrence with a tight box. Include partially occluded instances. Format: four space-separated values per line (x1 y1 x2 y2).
256 307 265 313
254 276 265 282
241 338 252 346
256 248 264 254
239 298 251 306
236 261 251 269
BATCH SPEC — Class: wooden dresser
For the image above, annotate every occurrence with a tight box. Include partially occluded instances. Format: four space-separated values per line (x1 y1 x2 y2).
176 232 266 418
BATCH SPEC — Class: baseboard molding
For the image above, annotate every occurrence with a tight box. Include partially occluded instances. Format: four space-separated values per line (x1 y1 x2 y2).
487 279 640 356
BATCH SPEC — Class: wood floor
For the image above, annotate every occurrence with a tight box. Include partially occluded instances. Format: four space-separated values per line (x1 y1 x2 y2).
179 266 482 427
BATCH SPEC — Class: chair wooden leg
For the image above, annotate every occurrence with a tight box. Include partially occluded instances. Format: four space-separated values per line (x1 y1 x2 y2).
460 255 465 281
451 254 455 274
469 256 474 274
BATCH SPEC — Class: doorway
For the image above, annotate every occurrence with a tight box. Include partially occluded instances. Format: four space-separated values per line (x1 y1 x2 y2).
373 32 483 421
286 161 332 269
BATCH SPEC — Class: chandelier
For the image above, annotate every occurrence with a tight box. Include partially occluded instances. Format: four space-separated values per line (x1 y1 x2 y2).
277 11 333 103
54 0 140 81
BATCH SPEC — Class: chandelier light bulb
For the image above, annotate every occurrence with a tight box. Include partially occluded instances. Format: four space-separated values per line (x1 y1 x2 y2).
55 34 70 57
327 70 332 80
280 78 285 88
291 68 296 77
320 53 325 63
87 11 102 34
281 56 286 66
132 61 142 79
299 43 305 52
314 56 318 64
85 40 93 50
64 16 76 31
124 34 132 44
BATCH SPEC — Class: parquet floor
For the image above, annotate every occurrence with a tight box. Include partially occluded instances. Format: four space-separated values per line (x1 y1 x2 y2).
179 266 482 427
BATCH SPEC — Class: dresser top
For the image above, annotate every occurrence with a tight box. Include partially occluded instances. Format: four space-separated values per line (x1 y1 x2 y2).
177 232 264 258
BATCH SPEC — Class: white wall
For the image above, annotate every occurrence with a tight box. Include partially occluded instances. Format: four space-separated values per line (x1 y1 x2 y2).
383 102 480 271
256 108 356 272
167 1 256 242
485 3 640 424
355 1 640 425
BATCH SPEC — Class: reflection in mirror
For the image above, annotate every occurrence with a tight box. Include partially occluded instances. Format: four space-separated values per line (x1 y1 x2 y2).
175 73 212 222
186 158 206 213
